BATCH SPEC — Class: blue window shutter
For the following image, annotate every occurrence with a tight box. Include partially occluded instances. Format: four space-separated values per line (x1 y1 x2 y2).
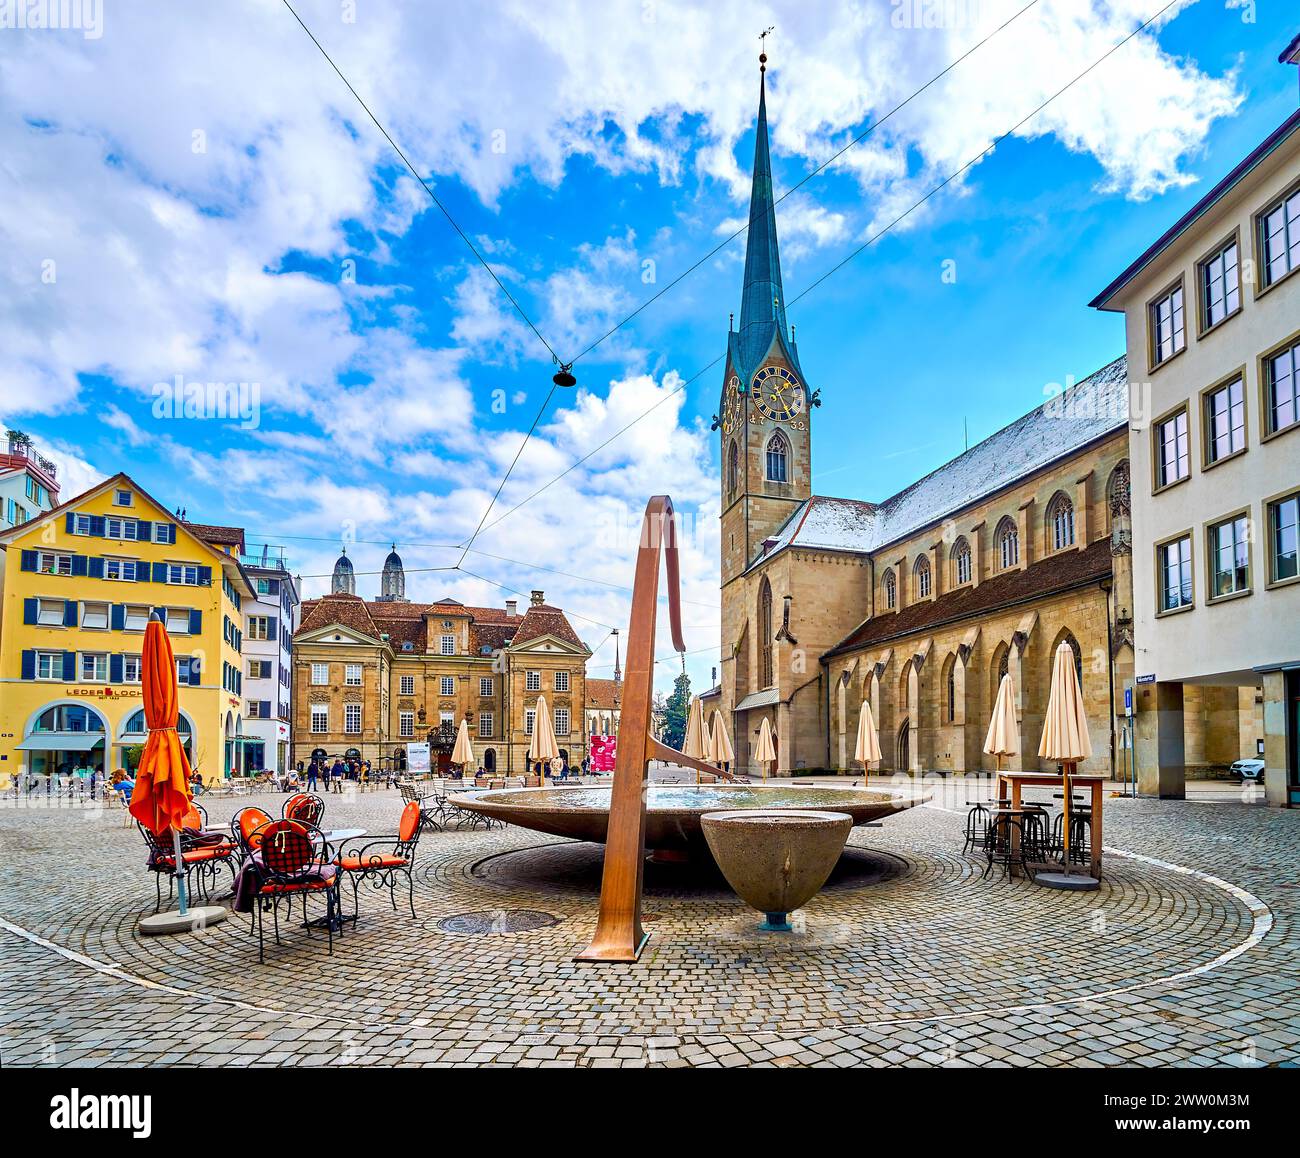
89 515 105 536
87 556 104 579
268 615 278 639
110 654 124 683
20 549 37 571
152 562 167 583
189 609 202 634
111 604 125 631
70 555 88 577
21 650 36 680
167 523 177 544
64 512 75 534
63 601 78 627
197 565 212 586
62 651 76 680
23 598 38 625
137 564 150 583
136 519 152 541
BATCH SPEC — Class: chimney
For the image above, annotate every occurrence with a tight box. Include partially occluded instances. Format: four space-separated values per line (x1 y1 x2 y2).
505 599 518 618
530 590 545 606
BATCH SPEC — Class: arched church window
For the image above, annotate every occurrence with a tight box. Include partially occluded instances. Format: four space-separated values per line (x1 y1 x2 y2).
914 554 931 599
727 440 739 496
883 569 896 610
1048 493 1075 551
758 579 774 689
996 517 1019 570
765 431 788 483
952 537 971 585
946 660 956 723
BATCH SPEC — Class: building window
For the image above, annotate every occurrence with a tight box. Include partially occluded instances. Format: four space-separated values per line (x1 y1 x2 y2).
399 710 414 738
248 659 271 679
36 597 66 626
1154 409 1190 489
104 517 138 540
914 555 931 599
124 604 149 632
1260 185 1300 287
479 676 494 697
727 440 739 496
104 558 138 582
343 663 362 686
478 712 493 738
80 652 107 682
951 540 971 586
555 707 570 736
310 704 328 733
247 616 270 640
946 664 956 723
1265 339 1299 437
399 674 414 695
1149 283 1185 365
765 431 789 483
165 607 191 635
554 670 570 692
883 569 896 609
81 601 109 630
440 676 455 696
1159 535 1194 612
1268 492 1299 583
526 670 540 692
1049 494 1075 551
123 655 142 684
36 552 72 575
758 579 773 688
36 651 65 680
1204 377 1246 463
113 488 133 506
1199 239 1240 329
525 708 536 736
996 519 1019 570
1208 515 1251 598
310 663 329 686
440 634 455 656
166 563 200 586
344 703 362 733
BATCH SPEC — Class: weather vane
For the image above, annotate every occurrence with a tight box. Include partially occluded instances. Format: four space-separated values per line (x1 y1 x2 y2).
759 25 773 68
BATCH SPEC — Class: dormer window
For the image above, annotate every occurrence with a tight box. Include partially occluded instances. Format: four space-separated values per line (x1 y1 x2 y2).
113 488 133 507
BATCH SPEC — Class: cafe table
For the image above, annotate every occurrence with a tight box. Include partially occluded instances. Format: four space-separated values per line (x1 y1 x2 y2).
995 770 1105 879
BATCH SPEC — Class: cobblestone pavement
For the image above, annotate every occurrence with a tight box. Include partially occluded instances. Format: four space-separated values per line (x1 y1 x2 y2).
1 781 1297 1068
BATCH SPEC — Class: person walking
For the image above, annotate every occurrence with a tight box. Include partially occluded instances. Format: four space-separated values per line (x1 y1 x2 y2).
332 758 346 793
306 759 318 791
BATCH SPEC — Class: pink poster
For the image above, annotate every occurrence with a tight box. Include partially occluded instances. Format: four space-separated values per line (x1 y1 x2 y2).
590 734 616 772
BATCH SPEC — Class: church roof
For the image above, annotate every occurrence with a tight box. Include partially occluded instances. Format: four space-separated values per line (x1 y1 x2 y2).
752 355 1127 569
585 678 621 709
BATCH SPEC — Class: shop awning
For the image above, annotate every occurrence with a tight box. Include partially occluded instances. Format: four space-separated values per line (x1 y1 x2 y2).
17 733 105 752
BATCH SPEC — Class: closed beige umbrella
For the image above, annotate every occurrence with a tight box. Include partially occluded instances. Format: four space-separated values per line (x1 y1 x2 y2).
754 716 776 782
1037 641 1095 889
683 697 708 785
529 695 561 783
983 673 1019 768
708 709 734 772
854 701 881 773
452 718 475 771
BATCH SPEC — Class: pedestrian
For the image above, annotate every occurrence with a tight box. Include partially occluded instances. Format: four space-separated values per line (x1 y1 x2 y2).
332 758 346 792
321 760 331 792
306 760 318 791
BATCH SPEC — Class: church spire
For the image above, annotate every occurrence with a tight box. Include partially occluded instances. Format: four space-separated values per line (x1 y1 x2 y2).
738 50 788 350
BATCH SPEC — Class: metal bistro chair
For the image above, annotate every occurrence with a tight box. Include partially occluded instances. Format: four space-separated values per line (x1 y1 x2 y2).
138 812 238 912
231 805 274 859
248 819 340 963
398 780 443 834
335 800 424 920
962 802 994 856
1050 808 1092 866
283 792 325 827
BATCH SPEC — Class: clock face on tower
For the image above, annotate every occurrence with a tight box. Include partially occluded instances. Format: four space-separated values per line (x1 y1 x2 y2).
752 364 806 421
720 374 742 436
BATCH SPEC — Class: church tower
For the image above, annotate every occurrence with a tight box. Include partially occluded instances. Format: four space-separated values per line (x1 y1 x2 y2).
331 547 355 596
719 52 815 589
375 544 409 602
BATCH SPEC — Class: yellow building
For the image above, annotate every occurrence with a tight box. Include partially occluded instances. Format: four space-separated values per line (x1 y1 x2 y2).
0 472 256 788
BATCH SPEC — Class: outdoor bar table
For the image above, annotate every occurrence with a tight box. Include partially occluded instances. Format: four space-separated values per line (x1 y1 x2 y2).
995 770 1105 879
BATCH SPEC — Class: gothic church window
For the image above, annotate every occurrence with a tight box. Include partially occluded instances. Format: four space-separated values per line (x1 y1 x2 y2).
727 440 739 496
952 538 971 585
996 517 1019 570
765 431 788 483
883 569 896 610
758 579 774 689
914 555 931 599
1048 493 1075 551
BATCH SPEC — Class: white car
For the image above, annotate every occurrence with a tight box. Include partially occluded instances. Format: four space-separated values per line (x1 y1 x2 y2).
1230 759 1265 782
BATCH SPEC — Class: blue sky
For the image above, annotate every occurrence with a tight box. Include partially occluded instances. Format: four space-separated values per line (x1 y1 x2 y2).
3 0 1297 693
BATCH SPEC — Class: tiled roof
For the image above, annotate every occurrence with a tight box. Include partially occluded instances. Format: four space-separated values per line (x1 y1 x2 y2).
586 678 621 709
824 538 1113 659
511 604 586 649
298 593 379 639
756 356 1127 568
185 522 246 550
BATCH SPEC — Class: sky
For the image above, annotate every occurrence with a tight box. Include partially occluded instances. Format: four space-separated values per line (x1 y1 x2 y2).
3 0 1298 696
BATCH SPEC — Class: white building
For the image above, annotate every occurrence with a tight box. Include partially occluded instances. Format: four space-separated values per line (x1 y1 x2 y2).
0 433 59 533
240 543 300 774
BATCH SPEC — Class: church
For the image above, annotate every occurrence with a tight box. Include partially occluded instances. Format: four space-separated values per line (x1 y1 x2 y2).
718 60 1137 778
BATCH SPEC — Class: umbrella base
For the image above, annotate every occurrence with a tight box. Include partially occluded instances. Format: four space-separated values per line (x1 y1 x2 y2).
138 905 228 936
1034 872 1099 891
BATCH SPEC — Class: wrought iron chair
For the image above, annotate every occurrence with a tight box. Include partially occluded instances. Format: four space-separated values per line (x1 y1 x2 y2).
138 818 237 912
231 805 274 858
1049 809 1092 865
981 814 1027 880
247 819 339 962
962 802 993 855
335 800 423 920
398 780 444 833
283 792 325 827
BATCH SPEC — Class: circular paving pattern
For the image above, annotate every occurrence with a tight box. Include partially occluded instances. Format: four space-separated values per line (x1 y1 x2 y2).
0 793 1266 1043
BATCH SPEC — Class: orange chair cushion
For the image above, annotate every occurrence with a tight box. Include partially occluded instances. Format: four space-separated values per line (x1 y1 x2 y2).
153 847 230 868
398 800 420 843
337 853 408 871
239 809 272 843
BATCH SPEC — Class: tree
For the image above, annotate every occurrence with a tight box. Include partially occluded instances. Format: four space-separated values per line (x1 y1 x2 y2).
661 671 692 751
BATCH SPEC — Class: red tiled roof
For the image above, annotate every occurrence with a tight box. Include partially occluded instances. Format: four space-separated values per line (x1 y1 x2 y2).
295 596 542 653
824 538 1113 659
185 522 246 550
586 678 621 709
511 604 585 648
298 593 378 639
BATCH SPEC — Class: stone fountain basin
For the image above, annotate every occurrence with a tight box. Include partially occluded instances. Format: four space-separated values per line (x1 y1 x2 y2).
451 783 926 850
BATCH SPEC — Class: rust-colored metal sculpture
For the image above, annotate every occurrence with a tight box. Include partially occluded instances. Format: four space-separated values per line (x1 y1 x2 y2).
576 495 728 963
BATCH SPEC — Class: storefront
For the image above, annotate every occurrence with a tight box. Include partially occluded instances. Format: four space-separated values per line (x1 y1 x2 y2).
116 708 194 773
16 702 107 782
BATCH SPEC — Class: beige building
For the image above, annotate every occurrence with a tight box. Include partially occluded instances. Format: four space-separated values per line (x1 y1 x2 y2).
1090 51 1300 805
292 552 591 776
585 677 622 739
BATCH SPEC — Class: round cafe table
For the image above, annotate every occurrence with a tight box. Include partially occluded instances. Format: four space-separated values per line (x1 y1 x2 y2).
305 828 368 932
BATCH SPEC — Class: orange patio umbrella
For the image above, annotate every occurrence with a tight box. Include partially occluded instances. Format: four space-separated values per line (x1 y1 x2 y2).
131 613 225 932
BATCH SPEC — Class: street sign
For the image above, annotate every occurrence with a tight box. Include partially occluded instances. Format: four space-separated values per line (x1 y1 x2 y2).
1124 687 1133 716
1136 674 1156 684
